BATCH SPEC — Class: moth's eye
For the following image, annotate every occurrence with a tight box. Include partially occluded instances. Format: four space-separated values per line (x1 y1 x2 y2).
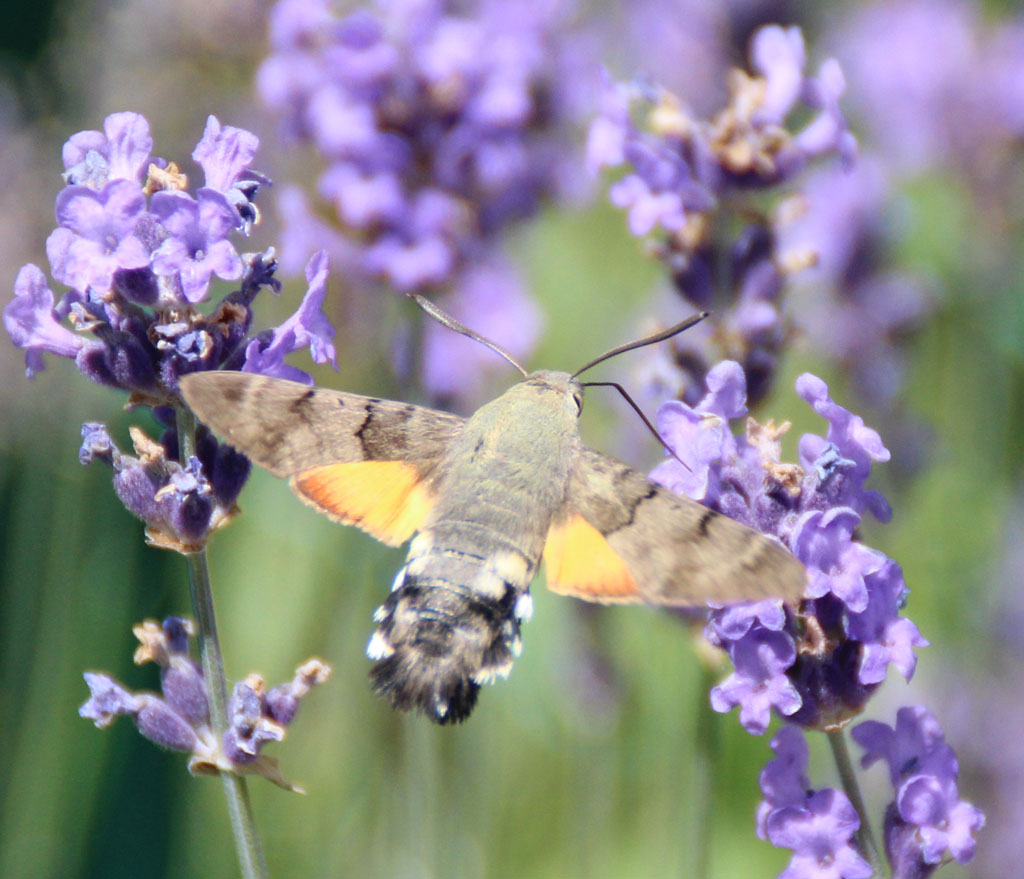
572 391 583 414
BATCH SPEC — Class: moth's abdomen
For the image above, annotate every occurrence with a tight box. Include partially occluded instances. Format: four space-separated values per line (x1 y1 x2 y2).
366 529 536 724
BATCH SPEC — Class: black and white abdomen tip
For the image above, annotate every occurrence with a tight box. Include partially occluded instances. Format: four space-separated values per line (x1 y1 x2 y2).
365 563 529 724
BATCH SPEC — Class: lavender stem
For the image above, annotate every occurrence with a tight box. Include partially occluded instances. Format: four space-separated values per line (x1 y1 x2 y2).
691 658 719 877
178 404 269 879
826 727 886 878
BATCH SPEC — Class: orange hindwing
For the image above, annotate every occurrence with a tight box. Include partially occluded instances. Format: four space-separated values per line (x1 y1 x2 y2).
543 514 640 602
292 460 434 546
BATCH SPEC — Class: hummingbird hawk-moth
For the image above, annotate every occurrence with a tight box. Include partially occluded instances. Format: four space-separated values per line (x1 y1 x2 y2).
180 304 805 724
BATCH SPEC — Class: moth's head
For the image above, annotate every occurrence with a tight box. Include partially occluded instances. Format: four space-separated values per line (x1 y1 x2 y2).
522 370 584 418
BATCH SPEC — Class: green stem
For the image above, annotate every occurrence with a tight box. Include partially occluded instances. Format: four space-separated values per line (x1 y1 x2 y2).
178 405 269 879
689 654 720 878
826 728 886 878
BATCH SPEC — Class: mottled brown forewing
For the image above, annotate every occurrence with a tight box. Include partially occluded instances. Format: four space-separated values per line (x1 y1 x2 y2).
179 372 464 478
564 448 806 605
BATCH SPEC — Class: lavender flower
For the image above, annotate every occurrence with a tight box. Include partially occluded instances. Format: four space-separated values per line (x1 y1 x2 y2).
79 422 245 553
80 617 330 790
756 728 873 879
223 661 332 765
4 112 338 549
649 362 987 873
257 0 592 396
651 361 926 735
590 24 855 405
853 706 985 874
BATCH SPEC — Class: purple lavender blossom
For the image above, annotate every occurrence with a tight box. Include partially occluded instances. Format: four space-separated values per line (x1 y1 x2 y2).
6 113 335 395
651 361 926 734
257 0 591 396
756 725 812 834
79 423 238 552
709 628 801 735
223 660 331 764
241 249 336 381
150 189 244 302
80 673 200 752
767 790 873 879
62 111 154 186
648 362 979 873
853 706 984 872
756 727 873 879
47 180 152 294
192 115 267 230
5 112 339 550
80 617 330 788
4 264 93 377
590 24 855 405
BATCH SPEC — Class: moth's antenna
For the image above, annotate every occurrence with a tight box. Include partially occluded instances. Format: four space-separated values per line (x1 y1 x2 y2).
574 312 708 471
571 311 708 379
409 293 529 378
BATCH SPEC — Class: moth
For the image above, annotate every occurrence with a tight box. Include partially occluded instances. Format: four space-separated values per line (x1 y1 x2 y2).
180 300 806 724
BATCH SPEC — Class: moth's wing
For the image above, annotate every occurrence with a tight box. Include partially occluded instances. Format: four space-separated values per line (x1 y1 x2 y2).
544 448 806 606
180 371 464 545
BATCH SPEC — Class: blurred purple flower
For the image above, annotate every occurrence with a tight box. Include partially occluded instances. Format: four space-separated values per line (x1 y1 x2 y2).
258 0 594 397
778 157 932 406
833 0 1024 174
591 24 855 222
592 24 855 405
419 258 542 400
260 0 593 273
80 617 330 789
617 0 776 115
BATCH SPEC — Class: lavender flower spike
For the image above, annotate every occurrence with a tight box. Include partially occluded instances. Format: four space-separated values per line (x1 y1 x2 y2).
652 364 925 733
592 23 855 405
7 112 340 552
80 617 331 790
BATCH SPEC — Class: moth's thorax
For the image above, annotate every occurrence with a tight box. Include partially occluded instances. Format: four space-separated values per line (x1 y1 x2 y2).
430 370 582 520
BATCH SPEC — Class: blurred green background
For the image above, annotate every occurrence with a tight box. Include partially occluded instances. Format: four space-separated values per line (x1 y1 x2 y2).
1 1 1021 877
